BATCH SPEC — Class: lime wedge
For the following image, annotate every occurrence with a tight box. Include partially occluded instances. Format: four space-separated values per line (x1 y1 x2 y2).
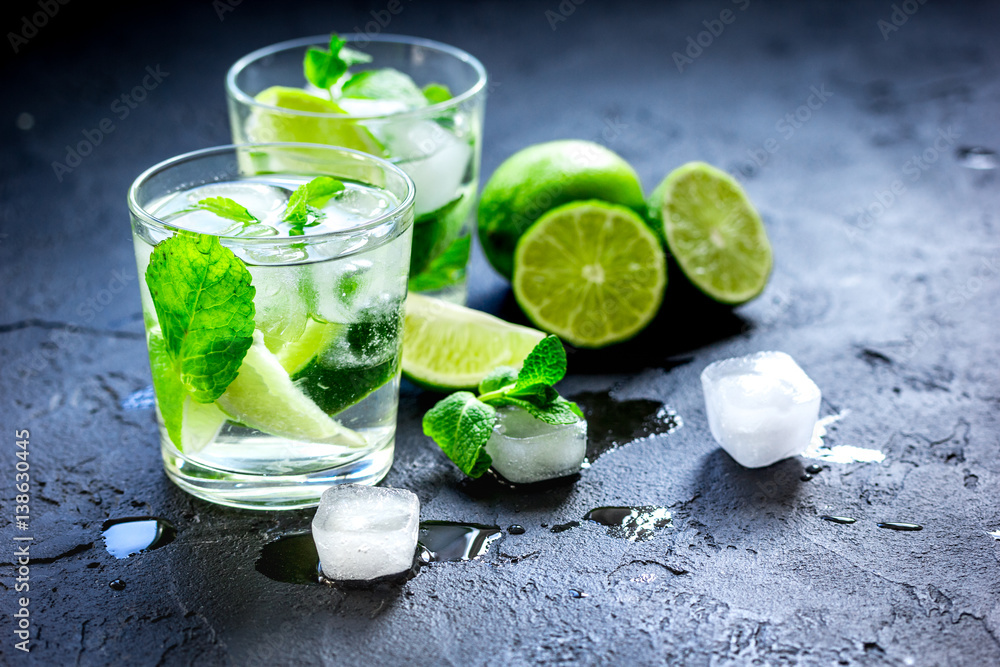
402 293 546 391
648 162 772 304
179 398 228 455
216 331 366 447
273 318 343 376
249 86 383 154
512 201 666 348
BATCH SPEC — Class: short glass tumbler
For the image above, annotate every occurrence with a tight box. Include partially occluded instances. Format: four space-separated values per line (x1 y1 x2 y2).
226 34 487 304
128 143 415 509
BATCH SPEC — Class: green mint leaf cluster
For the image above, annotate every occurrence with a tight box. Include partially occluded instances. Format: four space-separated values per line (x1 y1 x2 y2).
304 34 372 90
407 235 471 293
422 82 453 104
283 176 345 235
421 335 583 477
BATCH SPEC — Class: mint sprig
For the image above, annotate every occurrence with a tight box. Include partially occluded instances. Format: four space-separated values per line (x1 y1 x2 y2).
421 335 583 477
145 234 255 407
283 176 345 235
181 196 259 226
304 33 372 91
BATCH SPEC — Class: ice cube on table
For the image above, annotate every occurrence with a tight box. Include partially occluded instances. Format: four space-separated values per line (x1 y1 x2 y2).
381 120 472 214
701 351 822 468
311 485 419 581
484 406 588 484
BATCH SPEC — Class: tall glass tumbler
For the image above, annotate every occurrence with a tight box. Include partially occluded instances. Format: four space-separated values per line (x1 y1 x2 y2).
226 34 487 304
128 143 415 509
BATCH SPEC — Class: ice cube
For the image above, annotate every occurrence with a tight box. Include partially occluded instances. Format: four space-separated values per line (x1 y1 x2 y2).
311 485 419 581
484 406 588 484
381 120 472 214
337 97 412 117
701 351 821 468
246 264 309 351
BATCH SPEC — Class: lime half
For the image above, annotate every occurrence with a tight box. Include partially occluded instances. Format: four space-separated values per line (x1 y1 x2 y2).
216 331 366 447
402 293 546 391
648 162 772 304
249 86 383 154
512 201 666 348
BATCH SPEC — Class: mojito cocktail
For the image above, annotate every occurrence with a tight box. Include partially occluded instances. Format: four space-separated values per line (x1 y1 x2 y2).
226 34 486 304
128 144 414 509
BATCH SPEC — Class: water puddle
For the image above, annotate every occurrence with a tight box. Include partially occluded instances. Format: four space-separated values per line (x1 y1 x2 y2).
551 506 672 542
802 411 885 464
256 521 502 586
101 517 176 558
569 392 682 462
956 146 999 170
121 385 156 410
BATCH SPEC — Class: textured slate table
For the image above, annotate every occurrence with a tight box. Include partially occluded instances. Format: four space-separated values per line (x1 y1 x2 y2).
2 1 999 664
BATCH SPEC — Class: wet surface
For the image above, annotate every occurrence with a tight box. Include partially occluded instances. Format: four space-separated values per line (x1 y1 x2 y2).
101 517 176 559
570 391 682 462
2 1 999 665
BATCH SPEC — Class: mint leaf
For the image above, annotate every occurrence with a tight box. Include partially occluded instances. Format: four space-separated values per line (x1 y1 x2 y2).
493 396 582 426
304 34 372 90
407 235 471 293
342 68 428 107
148 334 185 446
511 335 566 395
422 392 495 477
186 197 259 225
478 366 518 395
145 234 256 403
422 82 453 104
284 176 345 232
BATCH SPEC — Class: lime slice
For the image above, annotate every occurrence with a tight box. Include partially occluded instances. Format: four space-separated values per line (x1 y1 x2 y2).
648 162 772 304
248 86 383 154
216 331 366 447
402 293 546 391
477 140 646 280
512 201 666 348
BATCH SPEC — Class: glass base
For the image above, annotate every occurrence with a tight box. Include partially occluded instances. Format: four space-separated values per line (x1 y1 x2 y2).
162 436 395 510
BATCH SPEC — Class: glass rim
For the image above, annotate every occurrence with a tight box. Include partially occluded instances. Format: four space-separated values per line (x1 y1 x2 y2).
225 33 488 121
127 142 415 242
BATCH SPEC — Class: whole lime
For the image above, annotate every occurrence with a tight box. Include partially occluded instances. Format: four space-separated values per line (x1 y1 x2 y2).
477 140 645 279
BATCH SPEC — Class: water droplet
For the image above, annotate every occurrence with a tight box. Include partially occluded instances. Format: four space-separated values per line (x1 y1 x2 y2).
108 579 126 591
121 385 156 410
551 521 581 533
508 524 525 535
877 522 922 532
569 392 682 462
569 589 588 598
800 474 814 482
585 506 672 542
956 146 999 170
101 517 176 558
819 515 856 525
805 464 823 475
418 522 501 562
86 562 100 569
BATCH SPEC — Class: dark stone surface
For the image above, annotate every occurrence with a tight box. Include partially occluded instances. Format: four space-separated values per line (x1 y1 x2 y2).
2 0 999 664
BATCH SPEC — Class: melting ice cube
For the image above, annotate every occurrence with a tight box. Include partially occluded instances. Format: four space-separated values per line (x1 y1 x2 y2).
311 485 419 581
381 120 472 214
701 351 821 468
484 406 588 484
